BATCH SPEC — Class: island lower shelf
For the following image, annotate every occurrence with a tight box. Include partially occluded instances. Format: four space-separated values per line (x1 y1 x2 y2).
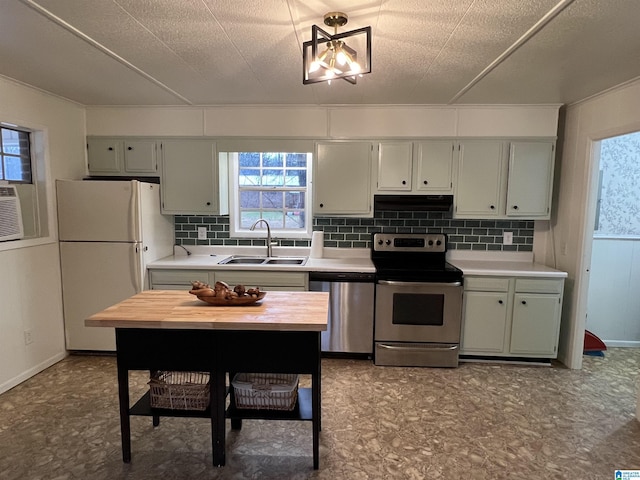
130 388 313 422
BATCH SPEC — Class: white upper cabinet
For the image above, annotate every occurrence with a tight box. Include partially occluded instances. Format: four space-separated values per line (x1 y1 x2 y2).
455 140 505 217
160 139 221 215
415 141 455 192
505 142 555 218
87 137 158 176
455 140 555 219
123 140 158 173
377 140 454 194
314 141 373 216
377 142 413 191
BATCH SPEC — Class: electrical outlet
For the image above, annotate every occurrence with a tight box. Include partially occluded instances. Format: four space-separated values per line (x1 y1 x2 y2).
24 329 33 345
197 226 207 240
503 231 513 245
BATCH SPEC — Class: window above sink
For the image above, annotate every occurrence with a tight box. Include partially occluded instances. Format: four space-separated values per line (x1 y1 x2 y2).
221 143 314 241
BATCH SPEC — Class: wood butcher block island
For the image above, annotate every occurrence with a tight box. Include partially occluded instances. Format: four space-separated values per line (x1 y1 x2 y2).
86 290 329 331
86 290 329 469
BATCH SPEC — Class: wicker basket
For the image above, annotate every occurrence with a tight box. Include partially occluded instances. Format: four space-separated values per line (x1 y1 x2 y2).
148 371 210 411
231 373 299 411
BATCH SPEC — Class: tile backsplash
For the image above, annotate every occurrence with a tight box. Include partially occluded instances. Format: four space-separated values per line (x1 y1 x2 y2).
175 212 533 252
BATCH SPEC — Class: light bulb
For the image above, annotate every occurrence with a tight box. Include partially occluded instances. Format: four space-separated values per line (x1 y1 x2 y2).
326 69 335 79
350 62 361 74
336 51 347 66
309 60 321 73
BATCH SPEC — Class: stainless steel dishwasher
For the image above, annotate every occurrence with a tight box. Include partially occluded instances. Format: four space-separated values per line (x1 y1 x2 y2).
309 271 376 356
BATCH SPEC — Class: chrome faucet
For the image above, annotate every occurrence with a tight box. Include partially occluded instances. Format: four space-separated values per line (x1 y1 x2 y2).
250 219 273 257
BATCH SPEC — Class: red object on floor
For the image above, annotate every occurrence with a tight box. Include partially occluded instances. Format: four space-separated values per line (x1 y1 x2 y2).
584 330 607 352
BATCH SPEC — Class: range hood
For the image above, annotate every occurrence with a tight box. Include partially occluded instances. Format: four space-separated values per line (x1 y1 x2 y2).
374 194 453 212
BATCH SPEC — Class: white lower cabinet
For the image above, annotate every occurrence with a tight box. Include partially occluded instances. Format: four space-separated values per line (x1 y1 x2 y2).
461 275 563 358
218 271 308 291
149 269 308 292
150 269 213 290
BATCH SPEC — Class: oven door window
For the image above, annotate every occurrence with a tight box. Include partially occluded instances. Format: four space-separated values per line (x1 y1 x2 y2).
392 293 444 326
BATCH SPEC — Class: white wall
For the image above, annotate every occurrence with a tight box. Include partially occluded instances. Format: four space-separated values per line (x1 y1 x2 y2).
0 76 86 394
536 78 640 369
86 105 560 138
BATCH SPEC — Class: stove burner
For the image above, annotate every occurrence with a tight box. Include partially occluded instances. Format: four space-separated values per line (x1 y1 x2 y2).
371 233 463 283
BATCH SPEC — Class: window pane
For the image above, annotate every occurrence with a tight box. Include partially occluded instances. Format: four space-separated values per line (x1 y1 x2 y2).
263 153 283 167
285 191 305 208
4 156 28 181
285 169 307 187
286 153 307 168
239 168 260 186
240 211 261 229
239 152 260 167
264 213 284 228
262 169 283 186
261 191 283 209
285 212 305 228
240 190 260 208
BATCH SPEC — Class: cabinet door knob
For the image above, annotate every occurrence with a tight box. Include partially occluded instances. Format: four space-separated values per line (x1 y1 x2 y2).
513 205 519 210
490 205 495 210
498 300 503 305
402 180 407 185
206 201 211 206
319 203 324 208
423 180 428 185
108 147 113 151
127 146 133 151
521 300 527 305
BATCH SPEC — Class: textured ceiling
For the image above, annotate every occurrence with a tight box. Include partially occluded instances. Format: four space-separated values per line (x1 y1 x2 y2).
0 0 639 106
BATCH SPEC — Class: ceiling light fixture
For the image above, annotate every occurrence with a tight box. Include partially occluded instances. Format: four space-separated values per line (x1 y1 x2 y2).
303 12 371 85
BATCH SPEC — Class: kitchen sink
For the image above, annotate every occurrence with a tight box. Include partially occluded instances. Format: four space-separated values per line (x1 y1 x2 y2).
219 255 307 266
264 258 306 265
221 257 267 264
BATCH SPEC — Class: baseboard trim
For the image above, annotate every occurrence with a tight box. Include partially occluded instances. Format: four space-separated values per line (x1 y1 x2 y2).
603 340 640 348
0 351 68 395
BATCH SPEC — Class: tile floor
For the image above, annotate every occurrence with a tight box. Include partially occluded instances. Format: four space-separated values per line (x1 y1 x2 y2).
1 349 639 480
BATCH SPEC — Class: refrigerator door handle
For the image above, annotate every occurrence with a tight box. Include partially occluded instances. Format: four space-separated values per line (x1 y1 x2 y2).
129 181 141 241
132 243 143 293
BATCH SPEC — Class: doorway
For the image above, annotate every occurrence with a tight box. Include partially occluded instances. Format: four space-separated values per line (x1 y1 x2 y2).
585 131 640 347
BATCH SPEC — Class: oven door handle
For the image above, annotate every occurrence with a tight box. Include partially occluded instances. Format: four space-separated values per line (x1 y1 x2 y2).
377 343 459 352
377 280 462 287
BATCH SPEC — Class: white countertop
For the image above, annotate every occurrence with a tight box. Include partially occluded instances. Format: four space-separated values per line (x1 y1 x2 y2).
148 246 376 273
447 251 567 278
148 246 567 278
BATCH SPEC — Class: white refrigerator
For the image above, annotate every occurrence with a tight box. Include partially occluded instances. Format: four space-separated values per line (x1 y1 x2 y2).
57 180 174 350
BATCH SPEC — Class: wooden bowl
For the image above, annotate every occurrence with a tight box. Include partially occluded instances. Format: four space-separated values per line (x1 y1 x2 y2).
195 291 266 306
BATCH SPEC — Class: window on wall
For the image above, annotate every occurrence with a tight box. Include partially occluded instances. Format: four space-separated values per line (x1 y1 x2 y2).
0 121 47 245
226 151 313 239
0 126 32 183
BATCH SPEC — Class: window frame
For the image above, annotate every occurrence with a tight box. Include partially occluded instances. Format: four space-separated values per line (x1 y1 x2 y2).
0 119 54 252
0 125 33 183
227 151 313 240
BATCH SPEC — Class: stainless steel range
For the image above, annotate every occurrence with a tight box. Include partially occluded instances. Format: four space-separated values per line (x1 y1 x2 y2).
372 232 463 367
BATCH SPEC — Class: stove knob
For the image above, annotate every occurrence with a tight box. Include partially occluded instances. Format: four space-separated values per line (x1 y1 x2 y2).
378 239 383 245
428 240 434 246
385 240 391 245
436 240 442 246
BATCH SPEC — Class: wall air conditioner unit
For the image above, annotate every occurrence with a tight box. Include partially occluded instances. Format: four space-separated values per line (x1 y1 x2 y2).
0 185 24 241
